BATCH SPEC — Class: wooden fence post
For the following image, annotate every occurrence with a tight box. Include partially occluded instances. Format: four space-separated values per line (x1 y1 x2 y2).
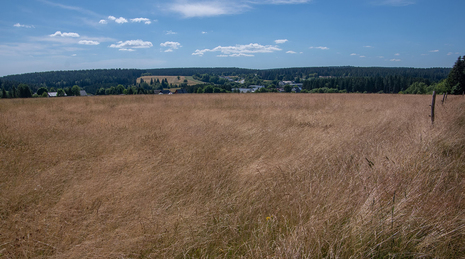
442 93 446 105
431 91 436 125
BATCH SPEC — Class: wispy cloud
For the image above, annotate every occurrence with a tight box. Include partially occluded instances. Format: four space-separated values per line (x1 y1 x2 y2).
99 20 108 24
110 40 153 51
275 39 288 44
50 31 80 38
192 43 282 57
79 40 100 45
363 45 373 48
394 53 400 56
246 0 312 4
38 0 101 17
202 31 208 34
169 2 247 18
309 46 329 50
429 50 439 53
119 48 136 52
166 30 178 35
360 56 366 58
373 0 415 6
286 51 297 54
390 59 401 62
130 18 152 24
168 0 310 18
350 53 357 56
14 23 35 29
160 41 181 52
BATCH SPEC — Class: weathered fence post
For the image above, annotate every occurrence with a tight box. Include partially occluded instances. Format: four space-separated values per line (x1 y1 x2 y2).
431 91 436 125
442 93 446 105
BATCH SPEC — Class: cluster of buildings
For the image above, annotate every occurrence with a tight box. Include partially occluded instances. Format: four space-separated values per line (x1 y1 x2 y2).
47 90 88 97
232 81 304 93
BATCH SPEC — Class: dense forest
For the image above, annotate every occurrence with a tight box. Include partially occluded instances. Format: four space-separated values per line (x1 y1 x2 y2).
1 62 463 98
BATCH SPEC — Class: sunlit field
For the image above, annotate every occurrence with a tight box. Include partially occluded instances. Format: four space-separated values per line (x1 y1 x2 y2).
1 94 464 258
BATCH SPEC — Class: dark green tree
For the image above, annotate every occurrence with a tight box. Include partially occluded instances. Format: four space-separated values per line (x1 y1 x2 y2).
2 87 6 98
71 85 81 96
17 84 32 98
116 84 125 95
284 84 292 93
446 56 465 94
96 88 106 95
57 88 65 97
37 87 48 96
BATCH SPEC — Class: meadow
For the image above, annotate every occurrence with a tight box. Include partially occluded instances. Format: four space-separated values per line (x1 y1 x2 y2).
0 94 464 258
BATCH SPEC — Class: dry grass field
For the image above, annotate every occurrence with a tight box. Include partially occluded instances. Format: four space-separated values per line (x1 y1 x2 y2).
0 94 464 258
137 76 202 86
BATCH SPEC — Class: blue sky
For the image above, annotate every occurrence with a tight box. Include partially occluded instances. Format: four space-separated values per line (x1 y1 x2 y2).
0 0 464 76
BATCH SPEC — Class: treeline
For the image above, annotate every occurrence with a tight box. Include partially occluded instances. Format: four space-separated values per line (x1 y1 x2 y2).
258 66 451 81
1 66 451 95
3 62 463 97
302 75 433 93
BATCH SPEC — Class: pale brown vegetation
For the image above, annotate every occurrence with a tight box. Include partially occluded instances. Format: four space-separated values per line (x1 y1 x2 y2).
0 94 464 258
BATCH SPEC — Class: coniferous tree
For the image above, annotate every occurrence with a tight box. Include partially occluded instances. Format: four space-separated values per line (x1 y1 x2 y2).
17 84 32 98
446 56 465 94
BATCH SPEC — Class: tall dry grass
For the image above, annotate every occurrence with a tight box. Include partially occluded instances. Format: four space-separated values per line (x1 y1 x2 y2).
0 94 464 258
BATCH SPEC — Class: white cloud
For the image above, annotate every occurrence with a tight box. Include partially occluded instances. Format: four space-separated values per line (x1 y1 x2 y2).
167 0 311 18
350 53 357 56
110 40 153 51
107 16 128 23
363 45 373 48
309 46 329 50
99 20 107 24
160 41 181 52
447 52 453 56
131 18 152 24
217 55 229 57
50 31 80 37
79 40 100 45
115 17 128 24
359 56 366 58
429 50 439 53
119 48 135 52
394 53 400 56
169 2 249 18
14 23 34 28
166 30 177 35
286 51 297 54
202 31 208 34
192 43 282 57
390 59 401 62
229 53 254 57
275 39 288 44
374 0 415 6
72 54 77 57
